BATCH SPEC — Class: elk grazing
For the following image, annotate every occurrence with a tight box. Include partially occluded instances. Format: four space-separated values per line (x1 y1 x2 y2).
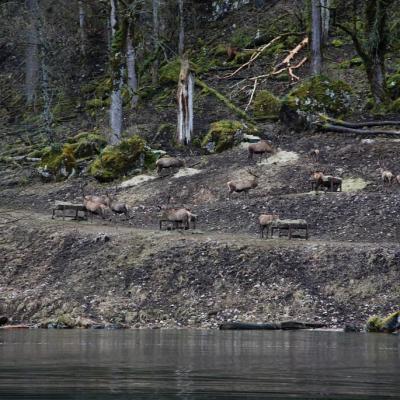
83 198 108 221
80 183 111 207
310 171 342 193
309 149 320 162
378 162 395 186
159 207 197 230
259 214 280 239
106 193 130 219
155 157 185 175
248 140 276 160
227 170 258 197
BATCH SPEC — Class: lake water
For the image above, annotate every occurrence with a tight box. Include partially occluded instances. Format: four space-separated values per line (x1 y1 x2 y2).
0 329 399 399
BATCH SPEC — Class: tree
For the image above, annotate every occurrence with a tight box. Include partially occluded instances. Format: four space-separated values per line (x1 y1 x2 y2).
176 56 193 145
335 0 395 104
109 0 124 144
78 0 87 57
320 0 331 44
178 0 184 56
310 0 322 75
25 0 39 106
151 0 159 85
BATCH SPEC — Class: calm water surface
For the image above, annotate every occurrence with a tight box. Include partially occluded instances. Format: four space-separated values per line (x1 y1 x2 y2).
0 329 399 399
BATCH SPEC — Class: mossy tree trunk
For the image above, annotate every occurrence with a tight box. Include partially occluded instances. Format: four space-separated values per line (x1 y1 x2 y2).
78 0 87 57
152 0 159 85
311 0 322 75
177 57 194 145
126 20 138 108
178 0 185 56
320 0 331 44
336 0 394 104
25 0 39 107
109 0 125 144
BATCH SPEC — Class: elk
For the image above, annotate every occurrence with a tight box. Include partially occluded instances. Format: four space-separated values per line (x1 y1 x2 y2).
159 207 197 230
248 140 276 160
310 171 342 193
83 198 108 221
80 183 111 207
378 162 395 186
309 149 320 162
259 214 280 239
106 193 130 219
227 170 258 197
155 157 185 175
396 175 400 185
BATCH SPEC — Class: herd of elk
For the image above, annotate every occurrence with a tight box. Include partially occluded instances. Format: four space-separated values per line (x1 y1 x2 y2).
81 184 129 221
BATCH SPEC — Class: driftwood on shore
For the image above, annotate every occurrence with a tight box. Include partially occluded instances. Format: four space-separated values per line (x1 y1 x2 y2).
219 321 326 330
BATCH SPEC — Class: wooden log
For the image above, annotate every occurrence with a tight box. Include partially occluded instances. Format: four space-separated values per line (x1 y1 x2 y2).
318 123 400 136
219 321 326 330
321 115 400 128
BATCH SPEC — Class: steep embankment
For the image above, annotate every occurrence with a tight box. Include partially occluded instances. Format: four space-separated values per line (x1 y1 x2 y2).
0 210 399 328
1 131 400 328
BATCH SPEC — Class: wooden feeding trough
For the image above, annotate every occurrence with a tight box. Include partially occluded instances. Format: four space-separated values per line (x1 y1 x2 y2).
270 219 309 240
52 201 87 220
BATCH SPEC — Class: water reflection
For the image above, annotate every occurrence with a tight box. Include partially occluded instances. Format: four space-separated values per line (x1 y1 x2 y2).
0 329 399 399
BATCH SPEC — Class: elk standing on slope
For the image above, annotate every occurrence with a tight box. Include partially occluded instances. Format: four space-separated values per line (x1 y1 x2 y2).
159 207 197 230
106 193 130 219
156 157 185 175
259 213 280 239
378 162 395 187
248 140 276 161
227 170 258 197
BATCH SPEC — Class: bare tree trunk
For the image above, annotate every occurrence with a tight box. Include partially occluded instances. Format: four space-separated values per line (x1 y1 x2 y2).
178 0 185 56
177 57 194 145
311 0 322 75
109 0 123 144
320 0 330 44
152 0 159 85
78 0 87 56
25 0 39 106
126 21 138 108
366 61 387 105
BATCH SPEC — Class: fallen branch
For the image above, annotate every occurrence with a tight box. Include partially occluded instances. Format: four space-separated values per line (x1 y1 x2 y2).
317 123 400 136
273 37 309 73
287 56 308 81
221 35 283 79
320 115 400 128
245 78 258 111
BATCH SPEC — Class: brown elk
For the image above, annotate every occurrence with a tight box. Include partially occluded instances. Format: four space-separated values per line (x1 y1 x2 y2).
156 157 185 175
106 193 130 219
227 170 258 197
83 198 108 221
378 162 395 186
159 207 197 230
309 149 320 162
259 214 280 239
310 171 342 193
248 140 276 160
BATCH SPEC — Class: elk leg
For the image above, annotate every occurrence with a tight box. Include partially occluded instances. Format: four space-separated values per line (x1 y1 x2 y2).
52 208 56 219
260 226 264 239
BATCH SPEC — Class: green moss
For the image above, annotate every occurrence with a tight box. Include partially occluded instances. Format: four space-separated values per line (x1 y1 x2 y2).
40 143 76 176
86 98 109 109
252 90 281 119
331 38 344 47
232 51 254 64
68 132 108 158
159 59 182 84
230 29 252 48
283 75 352 118
387 72 400 99
389 98 400 112
88 135 152 181
201 120 250 153
366 311 400 333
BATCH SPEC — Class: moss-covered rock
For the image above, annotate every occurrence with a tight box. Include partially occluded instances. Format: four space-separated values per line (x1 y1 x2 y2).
201 120 251 153
88 135 154 181
40 143 76 177
366 311 400 333
252 90 281 120
68 131 108 159
159 59 182 84
280 76 352 131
